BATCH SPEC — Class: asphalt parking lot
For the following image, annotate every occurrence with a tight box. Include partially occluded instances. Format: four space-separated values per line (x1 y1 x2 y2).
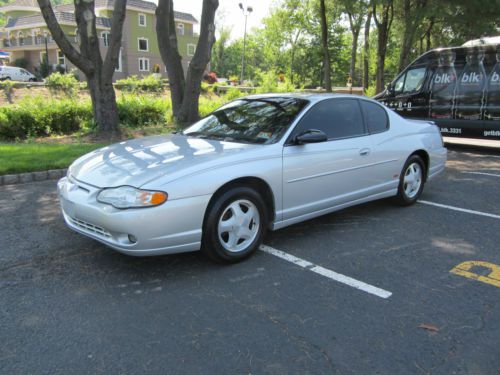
1 147 499 374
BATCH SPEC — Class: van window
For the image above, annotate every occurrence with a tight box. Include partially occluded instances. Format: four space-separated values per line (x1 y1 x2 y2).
403 67 426 93
393 66 427 94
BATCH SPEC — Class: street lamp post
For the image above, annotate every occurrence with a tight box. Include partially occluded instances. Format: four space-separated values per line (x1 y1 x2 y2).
239 2 252 86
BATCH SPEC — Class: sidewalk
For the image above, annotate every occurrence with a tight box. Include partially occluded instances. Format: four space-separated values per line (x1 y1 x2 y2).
443 137 500 152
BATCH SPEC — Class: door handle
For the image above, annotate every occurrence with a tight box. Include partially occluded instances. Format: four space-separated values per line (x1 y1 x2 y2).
359 148 371 156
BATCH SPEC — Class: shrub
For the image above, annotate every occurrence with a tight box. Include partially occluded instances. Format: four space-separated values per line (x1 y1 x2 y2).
255 70 296 93
117 94 171 127
0 80 16 103
224 87 244 101
115 74 163 93
199 95 225 117
12 57 28 69
45 72 80 97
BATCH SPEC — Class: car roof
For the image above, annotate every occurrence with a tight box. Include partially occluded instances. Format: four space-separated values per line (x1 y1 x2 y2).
242 92 375 104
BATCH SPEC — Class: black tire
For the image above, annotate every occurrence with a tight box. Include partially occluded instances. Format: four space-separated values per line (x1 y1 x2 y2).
202 186 268 263
394 154 425 206
29 78 36 82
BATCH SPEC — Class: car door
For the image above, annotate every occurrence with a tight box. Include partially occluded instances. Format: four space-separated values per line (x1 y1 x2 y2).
392 65 429 119
282 98 373 221
360 99 402 194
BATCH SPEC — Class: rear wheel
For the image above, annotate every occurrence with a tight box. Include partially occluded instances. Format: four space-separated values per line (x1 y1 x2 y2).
202 187 268 263
394 155 425 206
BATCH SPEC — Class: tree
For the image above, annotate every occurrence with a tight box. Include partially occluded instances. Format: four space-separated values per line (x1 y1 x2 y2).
397 0 427 72
211 26 231 77
340 0 368 85
319 0 331 91
37 0 126 134
156 0 219 126
372 0 394 93
363 8 372 90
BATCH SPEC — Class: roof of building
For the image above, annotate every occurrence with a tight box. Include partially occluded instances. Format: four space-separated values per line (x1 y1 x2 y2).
5 12 111 28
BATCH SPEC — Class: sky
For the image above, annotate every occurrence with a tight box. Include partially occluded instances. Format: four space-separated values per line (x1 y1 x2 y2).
172 0 272 40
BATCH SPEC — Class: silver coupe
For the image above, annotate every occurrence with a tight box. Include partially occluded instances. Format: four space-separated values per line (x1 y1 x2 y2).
58 94 447 262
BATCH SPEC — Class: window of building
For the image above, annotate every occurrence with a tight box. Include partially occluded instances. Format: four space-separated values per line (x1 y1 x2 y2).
18 31 24 45
116 49 122 72
139 57 150 72
138 13 146 26
290 99 366 141
177 23 184 35
138 38 149 52
360 100 389 134
57 50 65 66
101 32 110 47
187 43 196 56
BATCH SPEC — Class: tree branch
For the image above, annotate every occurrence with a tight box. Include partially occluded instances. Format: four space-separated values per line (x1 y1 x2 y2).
103 0 127 78
37 0 93 74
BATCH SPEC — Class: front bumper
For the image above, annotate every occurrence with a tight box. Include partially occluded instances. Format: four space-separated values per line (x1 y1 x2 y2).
57 177 211 256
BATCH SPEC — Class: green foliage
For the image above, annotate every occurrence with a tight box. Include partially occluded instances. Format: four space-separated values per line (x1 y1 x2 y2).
0 80 16 103
117 94 171 127
115 75 164 93
255 70 296 93
223 87 244 101
38 60 51 79
199 95 226 117
12 58 29 69
45 72 80 97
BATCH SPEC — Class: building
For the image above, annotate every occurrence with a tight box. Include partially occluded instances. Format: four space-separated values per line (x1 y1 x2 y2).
0 0 199 80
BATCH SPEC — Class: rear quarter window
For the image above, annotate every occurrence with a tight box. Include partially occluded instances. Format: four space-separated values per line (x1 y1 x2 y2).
360 100 389 133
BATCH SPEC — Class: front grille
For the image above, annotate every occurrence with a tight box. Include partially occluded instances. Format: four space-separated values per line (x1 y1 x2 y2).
69 217 111 238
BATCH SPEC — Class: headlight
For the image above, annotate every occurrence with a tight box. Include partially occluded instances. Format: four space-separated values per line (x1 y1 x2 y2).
97 186 168 209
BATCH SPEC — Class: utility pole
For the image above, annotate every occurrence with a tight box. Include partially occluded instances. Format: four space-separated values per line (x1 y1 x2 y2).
239 2 252 85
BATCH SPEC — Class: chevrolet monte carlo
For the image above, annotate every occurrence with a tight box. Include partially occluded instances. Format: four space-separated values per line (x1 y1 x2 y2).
58 94 447 262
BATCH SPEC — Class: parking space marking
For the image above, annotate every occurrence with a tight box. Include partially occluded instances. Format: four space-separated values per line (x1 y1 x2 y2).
418 200 500 220
462 171 500 178
450 261 500 287
259 245 392 299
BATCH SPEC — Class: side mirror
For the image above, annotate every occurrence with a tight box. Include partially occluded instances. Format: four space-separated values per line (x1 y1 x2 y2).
294 129 328 144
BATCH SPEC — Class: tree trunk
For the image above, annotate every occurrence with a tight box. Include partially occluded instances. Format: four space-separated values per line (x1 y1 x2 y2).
156 0 218 126
373 0 394 93
363 10 372 90
319 0 331 92
350 29 359 83
37 0 126 135
87 74 119 134
398 0 427 72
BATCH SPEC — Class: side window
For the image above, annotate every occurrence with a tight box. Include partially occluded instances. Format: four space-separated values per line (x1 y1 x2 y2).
394 74 405 93
291 99 366 141
360 100 389 133
403 67 426 93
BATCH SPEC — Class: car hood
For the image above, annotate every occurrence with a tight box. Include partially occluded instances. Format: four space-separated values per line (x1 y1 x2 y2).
69 134 262 188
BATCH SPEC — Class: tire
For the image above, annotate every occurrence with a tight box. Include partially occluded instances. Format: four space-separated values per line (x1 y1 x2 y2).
29 78 36 82
202 186 268 263
394 154 425 206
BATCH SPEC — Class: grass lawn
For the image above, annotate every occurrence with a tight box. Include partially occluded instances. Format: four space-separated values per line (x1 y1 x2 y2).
0 143 106 175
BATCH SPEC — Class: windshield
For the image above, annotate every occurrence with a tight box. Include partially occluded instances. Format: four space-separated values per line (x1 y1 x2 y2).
183 97 309 144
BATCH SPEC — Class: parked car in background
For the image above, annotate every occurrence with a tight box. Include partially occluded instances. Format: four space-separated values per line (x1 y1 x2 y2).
0 66 36 81
58 94 447 263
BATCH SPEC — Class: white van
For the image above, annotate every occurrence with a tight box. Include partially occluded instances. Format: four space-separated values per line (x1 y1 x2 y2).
0 66 37 82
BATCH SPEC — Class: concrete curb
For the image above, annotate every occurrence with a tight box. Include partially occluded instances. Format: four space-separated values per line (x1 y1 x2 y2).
0 169 67 186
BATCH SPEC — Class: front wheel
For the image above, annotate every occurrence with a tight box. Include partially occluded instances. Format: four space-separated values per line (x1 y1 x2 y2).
394 155 425 206
202 187 268 263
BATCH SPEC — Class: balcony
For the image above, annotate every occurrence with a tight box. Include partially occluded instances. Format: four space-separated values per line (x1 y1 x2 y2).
2 35 79 49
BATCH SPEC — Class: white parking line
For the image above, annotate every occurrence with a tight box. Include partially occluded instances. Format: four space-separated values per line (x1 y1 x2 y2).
462 171 500 178
419 200 500 220
259 245 392 299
